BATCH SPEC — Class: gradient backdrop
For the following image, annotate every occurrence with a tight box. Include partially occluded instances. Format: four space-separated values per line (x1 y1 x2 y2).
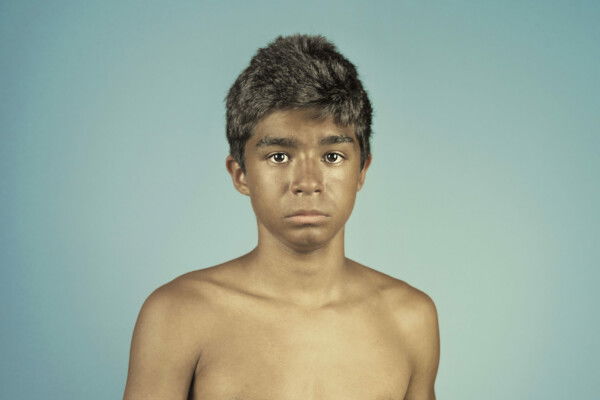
2 1 599 399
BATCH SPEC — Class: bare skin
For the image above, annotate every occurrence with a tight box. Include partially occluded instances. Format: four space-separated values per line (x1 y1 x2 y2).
123 108 440 400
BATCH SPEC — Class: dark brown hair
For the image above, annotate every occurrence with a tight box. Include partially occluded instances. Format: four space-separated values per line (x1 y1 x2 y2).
226 34 373 173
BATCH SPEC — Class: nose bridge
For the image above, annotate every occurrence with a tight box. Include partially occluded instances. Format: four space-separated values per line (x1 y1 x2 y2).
291 151 323 194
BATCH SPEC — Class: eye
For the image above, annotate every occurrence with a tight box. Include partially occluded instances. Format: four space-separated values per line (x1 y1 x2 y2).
324 152 344 164
267 152 289 163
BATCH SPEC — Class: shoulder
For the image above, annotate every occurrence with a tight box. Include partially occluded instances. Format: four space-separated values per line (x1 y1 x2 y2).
136 265 231 338
142 263 232 312
378 277 440 382
348 259 438 322
384 281 438 336
349 260 439 362
141 276 199 320
141 259 247 317
134 276 205 348
123 268 227 398
133 262 244 345
352 264 440 399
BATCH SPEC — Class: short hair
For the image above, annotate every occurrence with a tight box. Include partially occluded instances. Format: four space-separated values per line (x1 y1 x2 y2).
226 34 373 173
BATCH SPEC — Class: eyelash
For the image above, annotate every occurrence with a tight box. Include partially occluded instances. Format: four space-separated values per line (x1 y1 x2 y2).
266 152 345 164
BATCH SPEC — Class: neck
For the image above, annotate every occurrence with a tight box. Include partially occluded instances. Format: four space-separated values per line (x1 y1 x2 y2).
242 224 349 309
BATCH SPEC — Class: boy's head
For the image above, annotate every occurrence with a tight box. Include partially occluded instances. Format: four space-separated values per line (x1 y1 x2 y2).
226 34 372 174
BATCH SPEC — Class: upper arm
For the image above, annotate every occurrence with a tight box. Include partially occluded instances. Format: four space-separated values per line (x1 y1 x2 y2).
123 283 202 400
401 291 440 400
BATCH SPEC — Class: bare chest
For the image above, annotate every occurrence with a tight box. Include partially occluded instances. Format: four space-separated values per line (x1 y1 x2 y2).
190 301 411 400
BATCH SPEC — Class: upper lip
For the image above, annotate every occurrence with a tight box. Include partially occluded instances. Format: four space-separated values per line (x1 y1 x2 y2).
286 209 329 217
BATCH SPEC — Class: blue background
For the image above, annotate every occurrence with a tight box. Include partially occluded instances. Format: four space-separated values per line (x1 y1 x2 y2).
2 1 599 398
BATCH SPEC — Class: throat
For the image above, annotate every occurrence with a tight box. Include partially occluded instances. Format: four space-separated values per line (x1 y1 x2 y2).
241 246 350 308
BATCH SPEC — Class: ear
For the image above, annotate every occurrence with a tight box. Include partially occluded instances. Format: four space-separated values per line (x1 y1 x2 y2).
226 155 250 196
356 153 372 192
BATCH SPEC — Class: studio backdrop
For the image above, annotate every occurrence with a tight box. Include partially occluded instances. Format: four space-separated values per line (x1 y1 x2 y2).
2 1 599 399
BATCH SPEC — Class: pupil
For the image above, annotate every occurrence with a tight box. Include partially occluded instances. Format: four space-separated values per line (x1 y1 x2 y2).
275 154 284 162
327 153 337 162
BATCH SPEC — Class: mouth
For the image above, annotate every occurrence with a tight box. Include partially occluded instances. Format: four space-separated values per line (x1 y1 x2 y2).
285 209 329 217
285 210 330 224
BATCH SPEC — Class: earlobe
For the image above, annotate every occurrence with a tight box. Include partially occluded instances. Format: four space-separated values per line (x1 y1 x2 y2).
357 175 366 192
225 155 250 196
356 154 372 192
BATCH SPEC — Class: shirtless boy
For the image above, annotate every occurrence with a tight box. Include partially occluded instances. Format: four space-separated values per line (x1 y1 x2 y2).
123 34 440 400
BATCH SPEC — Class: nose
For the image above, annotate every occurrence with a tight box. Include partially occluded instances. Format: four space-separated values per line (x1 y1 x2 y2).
290 155 323 195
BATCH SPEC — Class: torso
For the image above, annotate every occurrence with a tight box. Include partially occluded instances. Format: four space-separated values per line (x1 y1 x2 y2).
172 259 418 400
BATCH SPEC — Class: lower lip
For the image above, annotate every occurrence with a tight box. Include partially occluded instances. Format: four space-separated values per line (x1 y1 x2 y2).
287 215 328 224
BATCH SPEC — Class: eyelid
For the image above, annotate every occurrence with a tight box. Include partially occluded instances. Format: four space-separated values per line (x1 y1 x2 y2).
266 152 290 163
324 151 345 164
265 151 346 164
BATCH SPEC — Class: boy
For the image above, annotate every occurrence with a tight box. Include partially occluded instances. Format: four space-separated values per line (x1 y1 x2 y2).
124 34 440 400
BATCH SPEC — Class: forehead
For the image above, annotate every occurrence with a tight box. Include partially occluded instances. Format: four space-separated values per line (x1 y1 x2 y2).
250 108 357 144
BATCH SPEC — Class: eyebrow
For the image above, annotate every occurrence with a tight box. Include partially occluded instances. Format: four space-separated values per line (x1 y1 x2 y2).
255 135 355 148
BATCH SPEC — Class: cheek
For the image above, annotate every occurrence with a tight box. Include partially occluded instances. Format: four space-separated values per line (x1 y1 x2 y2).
329 170 359 193
327 175 360 217
248 166 280 191
248 173 285 209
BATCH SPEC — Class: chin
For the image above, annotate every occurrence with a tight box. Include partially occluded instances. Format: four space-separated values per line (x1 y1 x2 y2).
281 228 337 252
